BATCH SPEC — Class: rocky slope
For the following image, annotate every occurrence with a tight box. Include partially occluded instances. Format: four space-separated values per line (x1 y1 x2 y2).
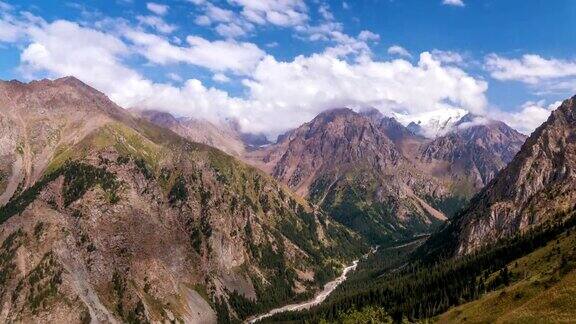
0 77 365 323
0 77 126 206
133 109 247 157
246 107 527 243
423 96 576 257
416 114 527 197
246 108 450 244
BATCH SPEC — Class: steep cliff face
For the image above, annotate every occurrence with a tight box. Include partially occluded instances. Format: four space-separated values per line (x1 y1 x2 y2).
0 77 365 323
270 108 402 195
247 108 449 244
424 96 576 257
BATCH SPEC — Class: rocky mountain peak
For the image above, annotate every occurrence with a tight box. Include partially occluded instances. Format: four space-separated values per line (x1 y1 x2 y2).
308 108 359 128
423 96 576 257
288 108 397 164
53 75 88 87
378 116 420 144
0 77 367 323
246 106 450 243
135 109 180 127
357 108 417 142
453 112 485 126
272 108 396 153
416 112 527 193
359 107 384 122
23 76 104 97
406 121 423 135
0 76 136 205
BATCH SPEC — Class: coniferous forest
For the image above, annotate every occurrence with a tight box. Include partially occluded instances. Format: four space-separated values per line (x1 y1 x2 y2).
266 209 576 323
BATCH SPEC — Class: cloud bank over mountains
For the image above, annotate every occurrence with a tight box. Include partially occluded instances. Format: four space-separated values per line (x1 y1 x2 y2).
485 54 576 93
0 0 569 138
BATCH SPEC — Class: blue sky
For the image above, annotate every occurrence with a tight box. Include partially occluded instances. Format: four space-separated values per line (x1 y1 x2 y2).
1 0 575 136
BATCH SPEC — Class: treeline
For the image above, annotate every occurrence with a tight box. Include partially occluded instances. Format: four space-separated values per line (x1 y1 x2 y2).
0 161 120 224
267 209 576 322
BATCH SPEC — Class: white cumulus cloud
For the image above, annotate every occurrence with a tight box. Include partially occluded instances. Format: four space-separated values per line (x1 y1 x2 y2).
442 0 465 7
485 54 576 84
387 45 412 58
230 0 308 27
146 2 169 16
136 15 176 33
212 73 230 83
20 20 151 106
10 13 490 138
124 29 266 74
241 52 488 135
0 3 31 43
193 3 254 38
490 100 560 135
430 49 465 65
0 17 22 42
358 30 380 42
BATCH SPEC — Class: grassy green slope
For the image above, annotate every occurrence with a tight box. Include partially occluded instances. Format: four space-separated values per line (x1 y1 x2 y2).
436 227 576 323
309 168 445 246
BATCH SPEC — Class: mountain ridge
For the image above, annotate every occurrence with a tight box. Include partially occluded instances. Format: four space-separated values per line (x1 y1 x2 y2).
246 107 452 243
420 95 576 258
0 76 366 323
416 114 527 195
244 105 528 243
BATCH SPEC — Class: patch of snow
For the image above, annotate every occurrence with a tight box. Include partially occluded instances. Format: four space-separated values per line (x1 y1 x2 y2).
394 108 468 138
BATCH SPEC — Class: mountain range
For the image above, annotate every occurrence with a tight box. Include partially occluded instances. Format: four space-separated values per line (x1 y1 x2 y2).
133 104 526 245
244 107 526 244
422 95 576 257
0 77 365 323
132 109 271 158
266 95 576 323
1 76 575 323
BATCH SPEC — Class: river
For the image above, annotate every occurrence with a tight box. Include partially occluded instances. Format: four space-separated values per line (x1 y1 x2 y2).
247 247 377 323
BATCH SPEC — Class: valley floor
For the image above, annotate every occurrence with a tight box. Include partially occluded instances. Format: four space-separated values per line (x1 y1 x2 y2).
267 215 576 323
249 247 379 323
248 260 360 323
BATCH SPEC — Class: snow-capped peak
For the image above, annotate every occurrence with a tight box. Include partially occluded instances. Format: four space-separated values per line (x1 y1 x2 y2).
393 108 468 138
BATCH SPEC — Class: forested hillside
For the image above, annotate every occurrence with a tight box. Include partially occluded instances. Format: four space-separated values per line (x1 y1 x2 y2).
266 207 576 322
